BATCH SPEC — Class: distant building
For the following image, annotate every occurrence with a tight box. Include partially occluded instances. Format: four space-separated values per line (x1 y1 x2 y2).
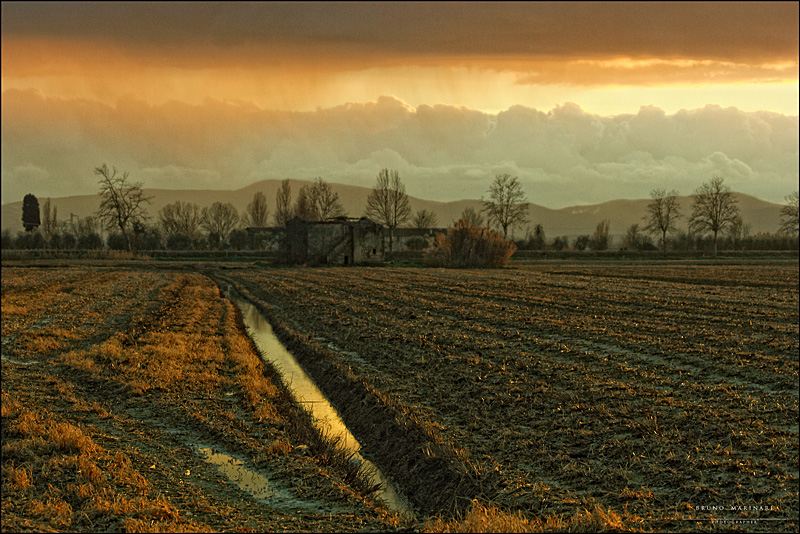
246 219 442 264
284 217 385 265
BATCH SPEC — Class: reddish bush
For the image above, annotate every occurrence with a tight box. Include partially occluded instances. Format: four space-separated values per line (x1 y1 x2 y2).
423 220 516 268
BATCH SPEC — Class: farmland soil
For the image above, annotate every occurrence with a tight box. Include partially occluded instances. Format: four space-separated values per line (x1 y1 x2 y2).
213 260 799 532
1 265 409 532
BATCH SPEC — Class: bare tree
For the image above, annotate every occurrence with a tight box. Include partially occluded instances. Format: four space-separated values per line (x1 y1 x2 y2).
42 198 58 237
643 188 682 256
73 215 103 249
726 215 750 251
96 164 153 251
364 169 411 256
529 223 546 250
159 201 202 239
779 191 799 236
591 220 611 250
689 175 739 257
74 215 100 239
201 202 239 247
294 185 318 222
308 177 346 220
244 191 270 227
622 224 642 251
482 174 529 238
274 180 293 226
412 209 438 229
459 207 485 228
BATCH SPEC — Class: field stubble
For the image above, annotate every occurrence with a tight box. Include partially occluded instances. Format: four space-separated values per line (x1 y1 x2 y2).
217 261 799 532
2 265 407 532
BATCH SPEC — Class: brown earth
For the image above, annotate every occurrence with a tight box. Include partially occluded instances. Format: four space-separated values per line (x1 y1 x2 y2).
3 259 798 533
1 265 410 532
214 260 799 532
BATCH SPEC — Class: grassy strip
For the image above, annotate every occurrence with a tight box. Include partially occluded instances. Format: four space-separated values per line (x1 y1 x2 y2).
1 390 203 533
422 498 643 533
2 267 409 531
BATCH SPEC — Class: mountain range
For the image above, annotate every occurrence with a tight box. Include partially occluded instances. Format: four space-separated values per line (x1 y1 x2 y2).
1 179 787 244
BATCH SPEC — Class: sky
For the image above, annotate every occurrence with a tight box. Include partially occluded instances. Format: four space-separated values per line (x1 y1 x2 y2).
2 1 798 207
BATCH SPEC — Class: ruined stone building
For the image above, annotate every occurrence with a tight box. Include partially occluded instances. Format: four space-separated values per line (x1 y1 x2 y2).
246 219 382 264
283 217 385 265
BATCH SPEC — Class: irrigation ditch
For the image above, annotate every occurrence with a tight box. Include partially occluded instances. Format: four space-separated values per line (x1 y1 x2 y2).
208 271 495 520
223 286 414 519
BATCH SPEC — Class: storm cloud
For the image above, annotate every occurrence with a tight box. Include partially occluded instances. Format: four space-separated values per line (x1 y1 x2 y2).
3 2 797 64
2 90 796 207
2 2 797 94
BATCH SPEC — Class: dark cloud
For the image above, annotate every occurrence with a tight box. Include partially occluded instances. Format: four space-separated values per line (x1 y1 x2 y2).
2 2 797 65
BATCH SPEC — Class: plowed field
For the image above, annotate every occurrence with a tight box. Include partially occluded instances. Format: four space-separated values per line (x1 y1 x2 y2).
1 265 407 532
217 261 799 532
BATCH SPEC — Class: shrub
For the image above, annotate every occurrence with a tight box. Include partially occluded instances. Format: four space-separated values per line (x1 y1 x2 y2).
423 220 516 268
77 233 103 250
228 229 249 250
2 229 14 249
166 233 194 250
134 232 163 251
573 235 591 251
551 236 569 251
107 232 128 250
61 233 77 250
14 232 34 249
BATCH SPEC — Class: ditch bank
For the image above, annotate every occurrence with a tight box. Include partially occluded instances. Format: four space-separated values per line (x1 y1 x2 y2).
210 272 496 519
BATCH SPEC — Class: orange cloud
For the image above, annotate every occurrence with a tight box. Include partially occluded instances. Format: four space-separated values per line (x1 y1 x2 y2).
2 3 798 115
3 3 797 69
512 57 799 87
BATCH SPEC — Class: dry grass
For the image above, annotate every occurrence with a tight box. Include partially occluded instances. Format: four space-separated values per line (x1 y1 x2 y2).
267 439 293 456
2 266 408 532
5 465 31 489
424 500 538 533
1 391 200 532
423 500 640 533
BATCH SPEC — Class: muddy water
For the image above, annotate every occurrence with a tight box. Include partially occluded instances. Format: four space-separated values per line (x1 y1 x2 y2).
197 446 283 501
228 292 415 519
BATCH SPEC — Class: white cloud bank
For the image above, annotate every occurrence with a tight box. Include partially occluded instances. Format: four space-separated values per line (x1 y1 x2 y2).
2 90 797 207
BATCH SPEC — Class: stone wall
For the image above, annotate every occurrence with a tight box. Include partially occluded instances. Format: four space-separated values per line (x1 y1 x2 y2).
282 218 385 265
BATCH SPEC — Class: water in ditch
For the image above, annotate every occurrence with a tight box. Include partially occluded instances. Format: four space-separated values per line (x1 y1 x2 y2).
226 290 415 519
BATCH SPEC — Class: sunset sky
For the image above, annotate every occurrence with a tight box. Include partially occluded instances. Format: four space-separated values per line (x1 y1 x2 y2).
2 1 798 208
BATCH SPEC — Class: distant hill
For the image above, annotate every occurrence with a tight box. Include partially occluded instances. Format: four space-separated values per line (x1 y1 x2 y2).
1 179 787 246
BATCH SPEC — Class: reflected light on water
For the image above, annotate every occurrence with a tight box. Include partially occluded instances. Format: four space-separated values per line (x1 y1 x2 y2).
229 293 414 518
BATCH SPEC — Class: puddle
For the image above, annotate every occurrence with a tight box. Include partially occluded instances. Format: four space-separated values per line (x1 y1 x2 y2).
227 290 415 519
1 354 39 366
197 446 278 500
29 317 54 330
194 444 346 514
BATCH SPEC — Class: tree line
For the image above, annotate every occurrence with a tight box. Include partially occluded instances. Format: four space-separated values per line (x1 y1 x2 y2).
7 165 419 252
5 165 799 257
510 176 799 257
